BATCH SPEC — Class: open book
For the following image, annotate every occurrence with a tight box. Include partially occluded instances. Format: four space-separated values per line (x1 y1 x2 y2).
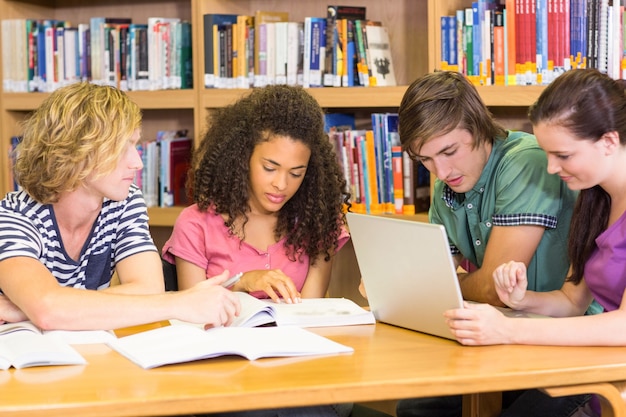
0 321 91 370
228 292 376 328
108 324 354 369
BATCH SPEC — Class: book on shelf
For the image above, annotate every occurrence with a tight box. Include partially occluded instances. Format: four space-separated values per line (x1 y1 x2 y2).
323 5 367 87
156 129 192 208
253 10 289 87
364 23 396 86
0 321 116 370
203 14 238 88
303 17 326 87
218 291 376 328
108 323 354 369
90 17 132 86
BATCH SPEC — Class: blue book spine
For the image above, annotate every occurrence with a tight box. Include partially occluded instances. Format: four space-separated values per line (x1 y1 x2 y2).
441 16 450 64
536 0 548 75
448 15 458 66
472 2 481 76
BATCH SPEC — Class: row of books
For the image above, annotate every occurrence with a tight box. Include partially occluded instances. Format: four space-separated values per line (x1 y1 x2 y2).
135 130 192 208
326 113 430 216
204 6 396 89
1 16 193 93
440 0 626 86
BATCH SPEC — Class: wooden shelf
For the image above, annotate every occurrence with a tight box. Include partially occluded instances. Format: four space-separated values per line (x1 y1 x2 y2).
147 206 185 227
0 0 539 228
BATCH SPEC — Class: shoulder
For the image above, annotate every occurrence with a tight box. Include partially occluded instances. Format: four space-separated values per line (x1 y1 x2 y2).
494 132 547 173
0 190 47 226
176 204 221 225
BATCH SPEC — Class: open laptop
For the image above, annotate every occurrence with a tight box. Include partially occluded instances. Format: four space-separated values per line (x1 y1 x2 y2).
346 212 464 340
346 213 540 340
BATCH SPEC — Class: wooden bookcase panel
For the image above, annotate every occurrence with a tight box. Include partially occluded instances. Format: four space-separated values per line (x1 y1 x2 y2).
0 0 545 226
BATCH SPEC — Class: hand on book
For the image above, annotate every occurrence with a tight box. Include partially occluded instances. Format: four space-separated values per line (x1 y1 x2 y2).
0 294 28 324
176 271 242 328
231 270 302 304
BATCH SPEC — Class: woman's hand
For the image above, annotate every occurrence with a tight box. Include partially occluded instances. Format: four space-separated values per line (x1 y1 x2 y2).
493 261 529 309
444 302 513 345
232 269 301 304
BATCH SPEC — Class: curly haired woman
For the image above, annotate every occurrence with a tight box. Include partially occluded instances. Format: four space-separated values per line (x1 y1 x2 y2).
162 85 351 304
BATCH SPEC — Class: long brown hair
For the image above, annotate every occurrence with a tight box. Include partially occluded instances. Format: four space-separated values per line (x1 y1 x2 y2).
528 69 626 283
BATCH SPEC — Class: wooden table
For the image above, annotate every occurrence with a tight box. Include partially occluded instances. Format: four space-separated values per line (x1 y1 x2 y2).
2 322 626 417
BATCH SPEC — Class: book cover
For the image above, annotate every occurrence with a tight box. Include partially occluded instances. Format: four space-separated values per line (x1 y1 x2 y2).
203 14 238 88
324 5 367 87
309 17 327 87
364 130 380 211
391 146 404 214
157 131 191 208
253 10 288 86
493 10 506 85
324 112 355 133
382 113 400 210
179 21 193 89
90 17 132 85
464 7 474 76
354 19 370 86
108 324 354 369
364 24 396 86
223 291 376 328
504 0 517 84
274 21 288 85
286 21 302 86
0 321 115 370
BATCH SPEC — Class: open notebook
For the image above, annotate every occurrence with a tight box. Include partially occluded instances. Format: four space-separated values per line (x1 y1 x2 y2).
346 213 541 340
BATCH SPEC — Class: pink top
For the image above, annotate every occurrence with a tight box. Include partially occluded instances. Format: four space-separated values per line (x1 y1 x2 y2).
162 204 350 298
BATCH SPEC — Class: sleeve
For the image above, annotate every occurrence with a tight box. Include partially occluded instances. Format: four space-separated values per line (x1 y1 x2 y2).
492 145 564 228
114 185 158 262
0 210 42 262
161 206 212 269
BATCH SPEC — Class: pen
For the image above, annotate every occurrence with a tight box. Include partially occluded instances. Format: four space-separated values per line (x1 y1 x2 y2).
221 272 243 288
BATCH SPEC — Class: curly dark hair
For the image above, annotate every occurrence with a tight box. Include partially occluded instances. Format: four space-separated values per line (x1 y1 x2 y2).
189 85 350 265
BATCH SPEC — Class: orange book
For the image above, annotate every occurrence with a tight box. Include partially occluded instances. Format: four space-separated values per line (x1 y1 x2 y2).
340 18 348 86
391 146 404 214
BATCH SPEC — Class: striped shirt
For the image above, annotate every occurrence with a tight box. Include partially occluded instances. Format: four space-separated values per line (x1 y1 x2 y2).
0 185 157 290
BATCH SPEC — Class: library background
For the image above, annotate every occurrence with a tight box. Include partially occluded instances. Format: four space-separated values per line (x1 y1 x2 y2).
0 0 622 301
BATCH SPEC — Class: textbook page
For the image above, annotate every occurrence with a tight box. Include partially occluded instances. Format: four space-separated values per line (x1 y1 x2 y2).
268 297 376 327
0 322 87 370
221 292 376 328
108 324 354 369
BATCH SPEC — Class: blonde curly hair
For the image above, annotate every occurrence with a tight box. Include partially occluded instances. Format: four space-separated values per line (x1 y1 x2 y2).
14 82 142 203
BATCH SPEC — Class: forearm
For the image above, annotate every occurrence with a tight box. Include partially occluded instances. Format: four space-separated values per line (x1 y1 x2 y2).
512 289 588 317
508 311 626 346
459 270 506 306
27 287 177 331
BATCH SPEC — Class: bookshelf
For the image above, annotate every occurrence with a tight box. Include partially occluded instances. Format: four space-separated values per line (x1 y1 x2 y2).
0 0 544 229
